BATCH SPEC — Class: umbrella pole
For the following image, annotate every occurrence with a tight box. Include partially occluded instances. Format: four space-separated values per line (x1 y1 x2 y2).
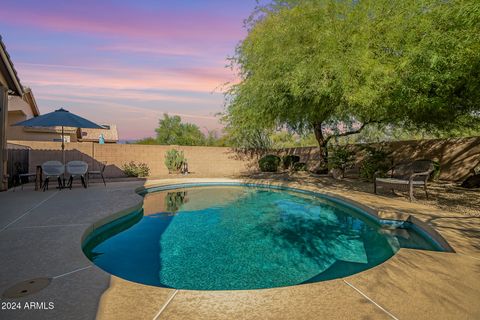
62 126 65 188
61 125 65 164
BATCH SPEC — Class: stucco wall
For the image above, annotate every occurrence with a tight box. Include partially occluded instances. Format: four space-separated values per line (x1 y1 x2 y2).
8 141 254 178
7 136 480 181
277 137 480 181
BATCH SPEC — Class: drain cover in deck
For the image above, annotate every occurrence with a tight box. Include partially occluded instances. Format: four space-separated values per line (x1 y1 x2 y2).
2 278 52 298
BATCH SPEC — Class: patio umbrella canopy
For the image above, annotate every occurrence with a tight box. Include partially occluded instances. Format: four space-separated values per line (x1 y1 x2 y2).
13 108 103 164
13 108 102 129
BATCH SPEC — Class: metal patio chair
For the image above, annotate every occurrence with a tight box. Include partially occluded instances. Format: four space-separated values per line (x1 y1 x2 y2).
374 159 435 201
66 161 88 189
41 161 65 191
87 161 107 187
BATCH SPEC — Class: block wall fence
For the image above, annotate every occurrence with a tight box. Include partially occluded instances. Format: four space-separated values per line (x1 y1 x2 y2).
7 136 480 181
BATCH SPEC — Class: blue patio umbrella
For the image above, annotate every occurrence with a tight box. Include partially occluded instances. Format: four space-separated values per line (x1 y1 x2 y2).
13 108 103 164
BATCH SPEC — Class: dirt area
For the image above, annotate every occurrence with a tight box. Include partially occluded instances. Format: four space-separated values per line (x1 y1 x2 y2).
243 172 480 217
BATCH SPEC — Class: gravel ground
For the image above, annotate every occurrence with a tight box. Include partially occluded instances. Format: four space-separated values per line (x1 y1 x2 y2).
244 172 480 217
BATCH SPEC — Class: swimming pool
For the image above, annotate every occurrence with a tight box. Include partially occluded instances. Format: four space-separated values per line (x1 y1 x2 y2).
83 183 444 290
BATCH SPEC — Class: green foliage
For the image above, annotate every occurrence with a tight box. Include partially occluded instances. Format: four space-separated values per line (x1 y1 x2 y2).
135 137 157 145
384 0 480 132
328 146 356 172
136 114 231 147
164 149 185 173
258 154 281 172
282 155 300 170
359 147 391 181
122 161 150 177
293 162 307 171
431 160 441 182
204 130 231 147
270 131 318 148
225 0 480 161
155 114 206 146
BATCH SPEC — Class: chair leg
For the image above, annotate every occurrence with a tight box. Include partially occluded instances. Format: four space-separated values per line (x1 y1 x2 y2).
68 176 73 189
424 184 429 199
81 176 87 188
43 177 49 191
374 180 377 194
58 177 63 189
409 183 414 202
101 174 106 187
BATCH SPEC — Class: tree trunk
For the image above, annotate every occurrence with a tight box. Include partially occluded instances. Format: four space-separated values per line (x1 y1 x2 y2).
313 122 329 172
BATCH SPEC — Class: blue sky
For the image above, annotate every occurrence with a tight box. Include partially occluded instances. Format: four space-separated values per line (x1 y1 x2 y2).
0 0 259 139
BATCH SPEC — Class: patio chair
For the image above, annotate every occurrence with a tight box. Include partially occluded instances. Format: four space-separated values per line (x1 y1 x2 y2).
66 161 88 189
41 161 65 191
374 159 435 202
87 161 107 187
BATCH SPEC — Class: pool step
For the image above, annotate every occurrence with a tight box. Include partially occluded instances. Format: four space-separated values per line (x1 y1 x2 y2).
380 227 411 239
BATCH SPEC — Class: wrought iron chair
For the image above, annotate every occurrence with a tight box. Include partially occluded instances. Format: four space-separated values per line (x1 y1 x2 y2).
87 161 107 187
374 160 435 201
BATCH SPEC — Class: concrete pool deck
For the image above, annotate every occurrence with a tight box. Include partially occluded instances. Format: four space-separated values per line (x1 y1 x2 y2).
0 177 479 319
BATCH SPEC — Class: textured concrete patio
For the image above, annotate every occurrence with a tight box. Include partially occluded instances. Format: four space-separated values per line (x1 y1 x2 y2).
0 177 479 320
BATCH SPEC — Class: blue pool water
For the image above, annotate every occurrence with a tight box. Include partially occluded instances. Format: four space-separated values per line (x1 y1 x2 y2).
83 185 442 290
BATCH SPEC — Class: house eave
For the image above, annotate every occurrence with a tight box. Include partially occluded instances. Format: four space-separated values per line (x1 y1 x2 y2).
0 36 24 96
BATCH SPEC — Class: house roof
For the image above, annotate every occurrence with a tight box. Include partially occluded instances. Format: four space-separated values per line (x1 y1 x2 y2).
23 88 40 116
0 35 24 96
8 93 40 117
79 124 119 142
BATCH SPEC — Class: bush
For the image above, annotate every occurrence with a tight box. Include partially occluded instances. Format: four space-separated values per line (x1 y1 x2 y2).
122 161 150 177
328 146 356 172
282 155 300 170
164 149 185 173
293 162 307 171
359 147 391 181
431 159 441 181
259 154 281 172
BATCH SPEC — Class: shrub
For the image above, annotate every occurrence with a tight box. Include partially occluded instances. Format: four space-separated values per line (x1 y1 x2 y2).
293 162 307 171
165 149 185 173
282 154 300 170
431 159 441 181
259 154 281 172
359 147 391 181
122 161 150 177
328 146 356 172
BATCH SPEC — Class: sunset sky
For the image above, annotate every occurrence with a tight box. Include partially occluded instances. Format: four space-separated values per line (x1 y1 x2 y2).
0 0 258 140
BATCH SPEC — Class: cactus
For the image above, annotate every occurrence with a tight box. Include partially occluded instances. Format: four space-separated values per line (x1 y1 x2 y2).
165 149 185 173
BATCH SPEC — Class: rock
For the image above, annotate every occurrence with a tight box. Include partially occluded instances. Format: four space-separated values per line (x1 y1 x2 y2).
461 174 480 189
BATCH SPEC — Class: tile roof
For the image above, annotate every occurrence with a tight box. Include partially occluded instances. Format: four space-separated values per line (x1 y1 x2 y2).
79 124 118 142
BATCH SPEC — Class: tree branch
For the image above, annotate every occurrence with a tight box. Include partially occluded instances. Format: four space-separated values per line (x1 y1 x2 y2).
324 121 380 144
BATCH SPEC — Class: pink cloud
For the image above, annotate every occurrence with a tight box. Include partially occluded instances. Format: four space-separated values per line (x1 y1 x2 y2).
36 87 219 105
0 3 245 42
36 94 223 139
16 62 236 93
96 45 202 58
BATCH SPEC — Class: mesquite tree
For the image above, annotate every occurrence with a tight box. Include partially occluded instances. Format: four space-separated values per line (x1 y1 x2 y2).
224 0 480 167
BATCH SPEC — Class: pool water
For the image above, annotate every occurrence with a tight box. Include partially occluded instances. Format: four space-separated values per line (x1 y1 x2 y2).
83 186 441 290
